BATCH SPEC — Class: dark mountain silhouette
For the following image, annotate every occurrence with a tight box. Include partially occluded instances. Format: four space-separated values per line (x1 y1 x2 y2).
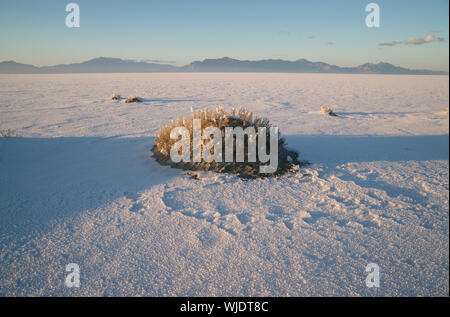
0 61 41 74
181 57 344 73
184 58 447 74
355 62 444 75
0 57 447 75
39 57 177 73
0 57 176 74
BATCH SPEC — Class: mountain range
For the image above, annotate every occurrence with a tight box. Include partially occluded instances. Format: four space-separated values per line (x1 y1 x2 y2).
0 57 447 75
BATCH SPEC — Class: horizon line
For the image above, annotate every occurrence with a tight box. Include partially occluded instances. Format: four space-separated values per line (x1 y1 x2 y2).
2 56 450 71
1 56 448 75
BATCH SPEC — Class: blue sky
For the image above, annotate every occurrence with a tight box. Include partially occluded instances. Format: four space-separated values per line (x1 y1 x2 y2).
0 0 448 70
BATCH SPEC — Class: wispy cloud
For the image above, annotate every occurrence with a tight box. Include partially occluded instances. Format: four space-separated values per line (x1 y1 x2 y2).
379 40 402 46
404 34 444 45
279 30 290 35
307 35 315 39
379 32 445 46
326 42 334 45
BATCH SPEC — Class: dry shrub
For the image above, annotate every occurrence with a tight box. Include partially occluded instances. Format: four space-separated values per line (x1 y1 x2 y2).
320 107 338 116
125 96 142 103
152 107 306 179
111 93 121 100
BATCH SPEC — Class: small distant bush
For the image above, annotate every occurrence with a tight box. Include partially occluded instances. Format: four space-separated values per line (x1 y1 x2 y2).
125 96 142 103
111 93 121 100
320 107 338 116
152 107 306 179
0 129 20 138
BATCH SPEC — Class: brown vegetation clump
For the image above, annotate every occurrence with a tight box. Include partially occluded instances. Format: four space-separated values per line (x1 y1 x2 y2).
320 107 338 117
125 96 142 103
111 93 121 100
152 107 306 179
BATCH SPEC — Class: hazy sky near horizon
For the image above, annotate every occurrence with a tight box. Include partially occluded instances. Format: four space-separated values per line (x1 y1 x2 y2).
0 0 448 70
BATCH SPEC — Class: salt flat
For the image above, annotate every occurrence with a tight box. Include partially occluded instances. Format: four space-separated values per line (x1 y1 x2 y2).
0 73 448 296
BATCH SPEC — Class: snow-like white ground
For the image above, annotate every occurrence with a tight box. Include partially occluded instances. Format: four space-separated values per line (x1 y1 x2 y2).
0 73 448 296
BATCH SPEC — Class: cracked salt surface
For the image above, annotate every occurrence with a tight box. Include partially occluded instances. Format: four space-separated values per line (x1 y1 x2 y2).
0 73 448 296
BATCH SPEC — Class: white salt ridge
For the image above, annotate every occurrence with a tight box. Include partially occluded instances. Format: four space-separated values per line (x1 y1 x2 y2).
0 73 448 296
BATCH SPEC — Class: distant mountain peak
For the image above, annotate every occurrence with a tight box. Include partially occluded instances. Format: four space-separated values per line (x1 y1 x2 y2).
295 58 310 62
0 60 40 74
216 57 237 61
